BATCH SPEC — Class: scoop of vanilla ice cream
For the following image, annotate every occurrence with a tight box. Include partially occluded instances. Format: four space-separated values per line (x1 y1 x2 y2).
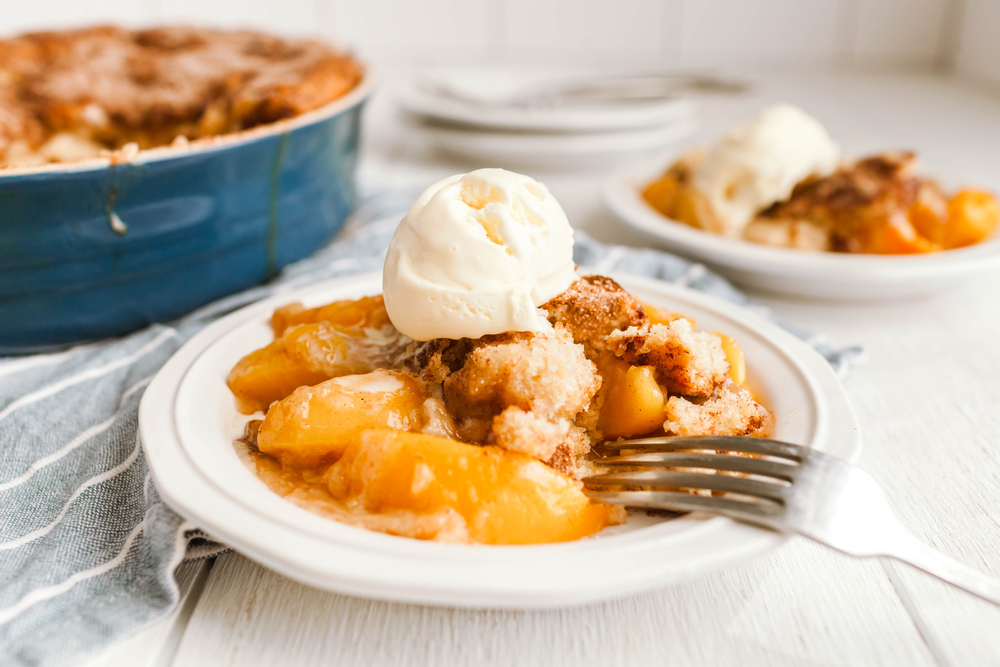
692 104 840 236
383 168 578 341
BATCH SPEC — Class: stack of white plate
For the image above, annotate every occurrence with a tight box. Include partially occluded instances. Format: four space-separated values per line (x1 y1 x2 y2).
397 70 711 167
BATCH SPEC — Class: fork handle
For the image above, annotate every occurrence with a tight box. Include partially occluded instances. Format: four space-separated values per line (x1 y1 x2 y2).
884 530 1000 605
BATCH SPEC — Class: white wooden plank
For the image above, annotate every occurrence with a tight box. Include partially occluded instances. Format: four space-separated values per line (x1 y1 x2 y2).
956 0 1000 88
80 559 213 667
173 543 934 667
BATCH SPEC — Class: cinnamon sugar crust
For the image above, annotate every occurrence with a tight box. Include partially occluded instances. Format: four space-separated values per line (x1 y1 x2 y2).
608 320 729 397
545 444 577 478
492 406 570 462
491 408 593 477
421 329 602 475
664 381 773 437
763 152 919 224
399 338 471 386
542 275 648 355
393 274 773 477
0 26 362 166
752 151 929 252
443 329 600 424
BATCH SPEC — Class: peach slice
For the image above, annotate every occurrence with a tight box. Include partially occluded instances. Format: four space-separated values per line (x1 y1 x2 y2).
229 310 401 414
271 295 391 337
641 302 695 330
642 174 682 217
855 215 938 255
256 370 426 467
227 340 329 414
597 354 666 439
715 333 746 387
944 189 1000 249
327 430 610 544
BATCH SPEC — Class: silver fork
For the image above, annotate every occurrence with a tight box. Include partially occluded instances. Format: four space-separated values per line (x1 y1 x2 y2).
584 435 1000 605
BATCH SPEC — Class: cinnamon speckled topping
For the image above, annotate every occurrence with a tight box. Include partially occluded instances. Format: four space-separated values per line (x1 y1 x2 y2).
541 275 648 355
0 26 362 165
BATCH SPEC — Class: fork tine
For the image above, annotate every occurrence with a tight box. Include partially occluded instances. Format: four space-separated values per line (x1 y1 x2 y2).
606 436 807 462
583 470 788 501
599 451 799 481
584 490 783 521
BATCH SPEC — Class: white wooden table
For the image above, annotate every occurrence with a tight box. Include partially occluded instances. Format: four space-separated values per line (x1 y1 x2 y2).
85 71 1000 667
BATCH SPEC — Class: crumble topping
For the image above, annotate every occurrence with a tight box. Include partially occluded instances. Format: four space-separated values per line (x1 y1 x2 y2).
542 275 648 355
229 277 776 543
608 320 729 397
0 26 362 166
439 329 601 472
443 329 600 423
492 406 570 462
392 276 772 477
664 381 774 437
757 151 926 252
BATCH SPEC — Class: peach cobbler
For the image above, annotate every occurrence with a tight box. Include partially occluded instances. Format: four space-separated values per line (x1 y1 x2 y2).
228 281 770 545
0 26 362 167
642 105 999 254
227 169 773 545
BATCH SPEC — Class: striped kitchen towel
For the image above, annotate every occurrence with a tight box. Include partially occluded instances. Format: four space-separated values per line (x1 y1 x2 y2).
0 191 863 667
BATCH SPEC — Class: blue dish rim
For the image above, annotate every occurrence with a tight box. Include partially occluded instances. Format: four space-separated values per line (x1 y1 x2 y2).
0 66 377 180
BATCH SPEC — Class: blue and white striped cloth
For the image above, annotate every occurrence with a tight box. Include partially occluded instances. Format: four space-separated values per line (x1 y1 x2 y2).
0 191 863 666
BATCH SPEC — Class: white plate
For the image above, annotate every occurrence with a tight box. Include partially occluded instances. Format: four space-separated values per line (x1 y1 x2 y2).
139 270 861 609
408 118 698 168
604 161 1000 300
397 75 697 133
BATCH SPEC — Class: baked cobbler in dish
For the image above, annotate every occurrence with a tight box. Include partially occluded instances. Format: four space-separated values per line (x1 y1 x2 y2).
642 105 999 254
0 26 362 167
226 169 773 545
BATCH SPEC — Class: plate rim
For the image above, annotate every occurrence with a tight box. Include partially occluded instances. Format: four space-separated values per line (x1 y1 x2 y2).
139 270 862 608
409 119 698 162
396 81 698 133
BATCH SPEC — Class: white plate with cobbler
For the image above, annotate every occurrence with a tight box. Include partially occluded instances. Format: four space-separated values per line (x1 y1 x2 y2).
603 104 1000 300
140 267 861 608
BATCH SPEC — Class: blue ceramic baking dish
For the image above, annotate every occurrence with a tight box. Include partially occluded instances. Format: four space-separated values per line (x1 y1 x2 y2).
0 75 373 354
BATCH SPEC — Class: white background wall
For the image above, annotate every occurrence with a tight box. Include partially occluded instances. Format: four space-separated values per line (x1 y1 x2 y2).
956 0 1000 86
0 0 995 82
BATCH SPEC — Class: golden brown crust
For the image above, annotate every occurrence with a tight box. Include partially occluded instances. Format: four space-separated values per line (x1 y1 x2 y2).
652 150 962 254
664 381 773 437
759 151 923 251
427 329 603 476
0 89 44 155
443 329 600 423
608 321 728 397
381 275 774 479
0 26 362 165
399 338 472 386
492 406 569 462
545 444 577 477
542 275 648 355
